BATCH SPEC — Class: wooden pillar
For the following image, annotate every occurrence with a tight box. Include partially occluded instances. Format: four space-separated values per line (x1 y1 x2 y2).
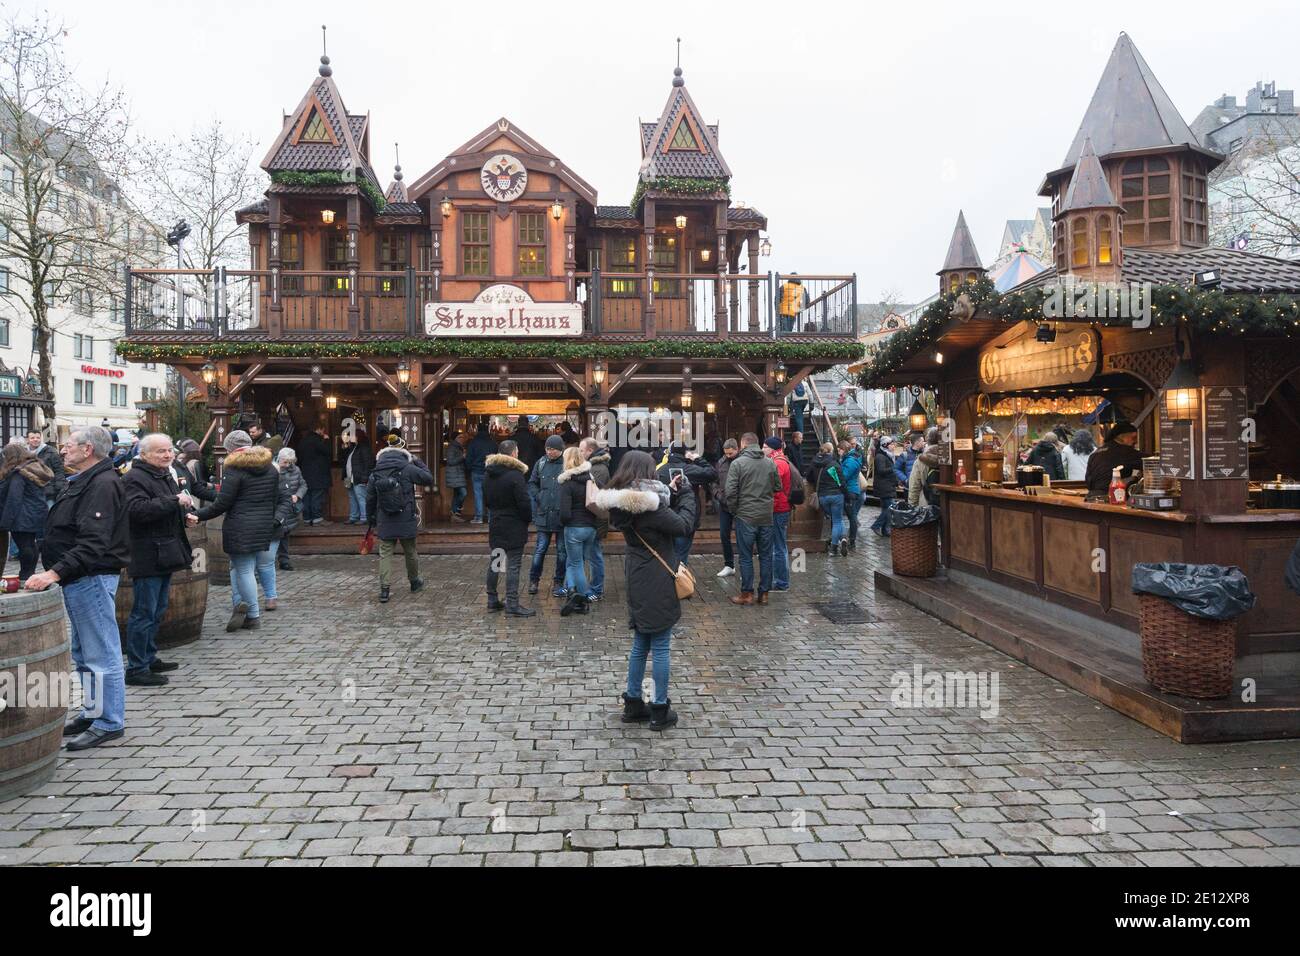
563 195 577 302
267 196 283 339
746 231 760 330
642 198 657 338
346 195 361 335
209 362 233 479
714 202 728 334
432 194 446 299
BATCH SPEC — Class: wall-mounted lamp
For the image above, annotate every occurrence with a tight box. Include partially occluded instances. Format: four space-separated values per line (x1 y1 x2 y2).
1161 357 1202 421
551 198 564 221
507 393 519 409
325 394 338 410
675 214 687 230
706 400 716 415
759 236 772 257
908 391 929 432
200 361 217 386
774 360 787 385
321 208 335 226
592 358 606 388
440 196 452 217
934 351 944 364
396 360 411 387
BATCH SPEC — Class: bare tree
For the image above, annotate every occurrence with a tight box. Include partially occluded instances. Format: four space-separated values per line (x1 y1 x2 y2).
137 120 259 271
0 10 157 395
1210 119 1300 257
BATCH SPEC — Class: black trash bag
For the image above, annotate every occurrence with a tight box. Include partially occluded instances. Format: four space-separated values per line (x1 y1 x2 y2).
888 500 940 527
1131 563 1256 621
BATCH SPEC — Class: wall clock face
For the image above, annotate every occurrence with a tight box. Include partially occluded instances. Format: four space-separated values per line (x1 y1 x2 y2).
481 154 528 202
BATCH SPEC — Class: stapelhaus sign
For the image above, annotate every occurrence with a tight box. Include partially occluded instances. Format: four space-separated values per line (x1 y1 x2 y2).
978 324 1100 393
424 284 583 337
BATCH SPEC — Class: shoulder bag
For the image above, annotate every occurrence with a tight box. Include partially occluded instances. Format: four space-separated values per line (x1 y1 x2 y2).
635 530 696 600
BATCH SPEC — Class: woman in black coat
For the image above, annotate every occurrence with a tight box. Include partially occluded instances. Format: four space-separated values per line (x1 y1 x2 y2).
0 443 54 582
483 444 533 615
592 450 696 732
194 433 287 631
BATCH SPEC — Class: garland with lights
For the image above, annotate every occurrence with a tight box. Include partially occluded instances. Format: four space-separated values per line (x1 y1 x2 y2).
116 338 864 364
270 171 387 213
630 177 730 211
858 276 1300 389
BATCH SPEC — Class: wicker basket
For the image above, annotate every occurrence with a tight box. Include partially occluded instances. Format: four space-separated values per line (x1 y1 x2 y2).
891 523 938 578
1137 594 1236 699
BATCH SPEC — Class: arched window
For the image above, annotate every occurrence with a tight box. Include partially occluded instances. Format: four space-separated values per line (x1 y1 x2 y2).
965 271 978 284
1097 215 1112 265
1071 217 1089 268
948 274 960 293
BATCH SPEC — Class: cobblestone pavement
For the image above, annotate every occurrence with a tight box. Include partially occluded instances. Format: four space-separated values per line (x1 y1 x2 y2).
3 536 1298 867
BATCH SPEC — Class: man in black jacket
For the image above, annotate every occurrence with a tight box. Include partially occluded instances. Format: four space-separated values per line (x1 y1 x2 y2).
122 434 196 687
176 438 217 502
297 427 333 524
343 430 375 525
655 443 717 567
484 440 535 617
366 444 433 603
26 425 130 752
27 428 66 501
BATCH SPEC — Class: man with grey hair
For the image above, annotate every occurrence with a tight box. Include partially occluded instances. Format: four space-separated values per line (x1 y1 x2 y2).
26 425 131 751
122 433 197 687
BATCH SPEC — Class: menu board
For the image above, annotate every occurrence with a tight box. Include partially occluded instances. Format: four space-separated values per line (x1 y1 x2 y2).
1157 416 1195 479
933 415 953 465
1203 386 1250 479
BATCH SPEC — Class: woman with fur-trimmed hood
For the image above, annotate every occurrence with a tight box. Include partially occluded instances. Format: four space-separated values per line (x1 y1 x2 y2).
483 440 534 616
0 441 54 581
194 430 288 631
590 450 696 732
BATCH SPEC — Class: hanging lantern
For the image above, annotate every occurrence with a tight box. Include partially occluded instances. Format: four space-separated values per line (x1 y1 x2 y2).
700 248 711 263
439 195 452 217
396 360 411 386
591 358 606 386
681 390 692 408
325 394 338 410
774 360 786 385
200 361 217 385
507 393 519 409
706 400 716 415
908 396 928 432
321 208 335 225
1161 358 1201 421
551 198 564 221
759 236 772 257
675 214 687 230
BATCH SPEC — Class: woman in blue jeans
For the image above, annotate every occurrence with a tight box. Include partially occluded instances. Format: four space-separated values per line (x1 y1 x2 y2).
193 430 288 631
809 442 849 555
557 445 598 616
591 451 696 732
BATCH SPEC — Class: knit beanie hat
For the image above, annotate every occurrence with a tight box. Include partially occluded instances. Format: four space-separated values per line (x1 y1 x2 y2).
764 436 784 450
545 434 565 451
223 430 252 453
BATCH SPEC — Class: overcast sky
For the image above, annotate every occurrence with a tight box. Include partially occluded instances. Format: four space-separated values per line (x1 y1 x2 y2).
25 0 1300 303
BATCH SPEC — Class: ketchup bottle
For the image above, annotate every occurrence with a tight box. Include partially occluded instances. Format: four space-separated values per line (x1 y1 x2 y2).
1108 466 1126 505
956 458 967 486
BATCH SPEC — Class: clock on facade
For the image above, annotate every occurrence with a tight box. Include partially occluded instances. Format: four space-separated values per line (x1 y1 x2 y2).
480 154 528 202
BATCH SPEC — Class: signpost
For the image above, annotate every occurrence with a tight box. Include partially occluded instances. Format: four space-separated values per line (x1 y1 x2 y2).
0 375 21 399
425 284 583 337
1202 385 1250 479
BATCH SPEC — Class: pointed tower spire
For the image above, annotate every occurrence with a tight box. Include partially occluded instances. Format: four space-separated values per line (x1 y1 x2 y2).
1061 138 1116 212
1058 138 1123 281
385 142 409 204
673 37 684 87
319 24 332 76
937 211 985 295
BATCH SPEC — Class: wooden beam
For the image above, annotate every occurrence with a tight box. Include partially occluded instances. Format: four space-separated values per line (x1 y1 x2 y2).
731 362 769 397
174 366 208 396
550 362 586 396
227 362 266 401
421 362 457 397
605 361 643 401
362 362 401 399
778 365 816 399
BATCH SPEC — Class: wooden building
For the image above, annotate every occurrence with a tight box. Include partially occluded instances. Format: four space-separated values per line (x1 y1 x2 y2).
121 53 860 537
862 33 1300 742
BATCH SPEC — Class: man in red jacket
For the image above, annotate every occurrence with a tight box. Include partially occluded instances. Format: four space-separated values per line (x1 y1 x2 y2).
764 436 794 592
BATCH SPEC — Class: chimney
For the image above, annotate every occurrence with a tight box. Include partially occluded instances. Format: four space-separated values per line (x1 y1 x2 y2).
1214 94 1237 109
1279 90 1296 115
1246 85 1263 112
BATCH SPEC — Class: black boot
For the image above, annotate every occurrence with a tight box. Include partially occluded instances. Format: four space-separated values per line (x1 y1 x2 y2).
410 578 425 593
648 699 678 732
379 586 390 604
559 592 582 617
506 603 536 617
486 596 505 612
620 693 651 723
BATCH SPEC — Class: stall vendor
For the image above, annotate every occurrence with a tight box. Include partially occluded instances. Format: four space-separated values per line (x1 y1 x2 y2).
1084 421 1145 498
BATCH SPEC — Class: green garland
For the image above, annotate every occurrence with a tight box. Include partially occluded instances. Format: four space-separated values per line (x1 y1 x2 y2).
630 177 730 211
270 170 387 213
116 338 864 363
858 276 1300 389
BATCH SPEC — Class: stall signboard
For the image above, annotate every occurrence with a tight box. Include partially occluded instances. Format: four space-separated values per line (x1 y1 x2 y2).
1203 386 1250 480
425 284 583 337
1157 415 1196 480
0 375 20 398
457 381 569 396
933 415 953 465
978 325 1100 393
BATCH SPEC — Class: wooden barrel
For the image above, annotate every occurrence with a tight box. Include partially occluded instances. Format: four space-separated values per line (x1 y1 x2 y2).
115 523 211 650
205 515 230 580
0 587 70 802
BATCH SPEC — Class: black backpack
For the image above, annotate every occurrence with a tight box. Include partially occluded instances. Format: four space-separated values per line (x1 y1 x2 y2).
373 472 406 515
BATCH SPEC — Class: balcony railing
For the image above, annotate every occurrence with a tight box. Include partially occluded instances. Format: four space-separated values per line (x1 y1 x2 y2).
125 268 857 340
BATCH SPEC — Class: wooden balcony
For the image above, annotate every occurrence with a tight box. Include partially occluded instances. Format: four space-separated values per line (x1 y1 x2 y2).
124 268 859 344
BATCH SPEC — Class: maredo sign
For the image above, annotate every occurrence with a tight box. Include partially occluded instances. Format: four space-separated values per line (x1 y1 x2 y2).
80 364 125 379
424 284 583 337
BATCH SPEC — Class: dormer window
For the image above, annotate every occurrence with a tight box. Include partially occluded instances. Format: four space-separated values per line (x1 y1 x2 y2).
301 109 331 143
670 122 698 150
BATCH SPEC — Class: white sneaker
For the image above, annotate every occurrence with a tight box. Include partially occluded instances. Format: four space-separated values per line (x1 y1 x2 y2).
717 566 735 577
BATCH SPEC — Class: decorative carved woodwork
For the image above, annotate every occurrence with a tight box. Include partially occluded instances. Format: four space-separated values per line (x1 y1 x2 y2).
1102 344 1178 393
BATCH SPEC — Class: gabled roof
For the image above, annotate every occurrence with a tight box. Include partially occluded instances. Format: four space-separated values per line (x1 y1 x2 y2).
385 157 408 203
260 61 375 180
939 211 983 273
1060 138 1120 213
1043 33 1222 192
1008 247 1300 295
639 69 731 180
405 117 597 207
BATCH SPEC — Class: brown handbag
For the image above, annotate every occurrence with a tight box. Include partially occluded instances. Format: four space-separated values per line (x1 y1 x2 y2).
635 531 697 600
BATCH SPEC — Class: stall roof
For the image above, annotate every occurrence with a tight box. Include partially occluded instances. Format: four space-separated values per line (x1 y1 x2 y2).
1008 247 1300 295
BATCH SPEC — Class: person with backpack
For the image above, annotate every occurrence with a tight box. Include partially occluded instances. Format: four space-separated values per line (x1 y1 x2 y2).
483 439 534 617
839 438 865 551
809 442 848 555
557 444 598 616
724 433 781 606
764 437 795 591
365 441 433 603
527 434 568 597
591 450 696 731
579 437 611 601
